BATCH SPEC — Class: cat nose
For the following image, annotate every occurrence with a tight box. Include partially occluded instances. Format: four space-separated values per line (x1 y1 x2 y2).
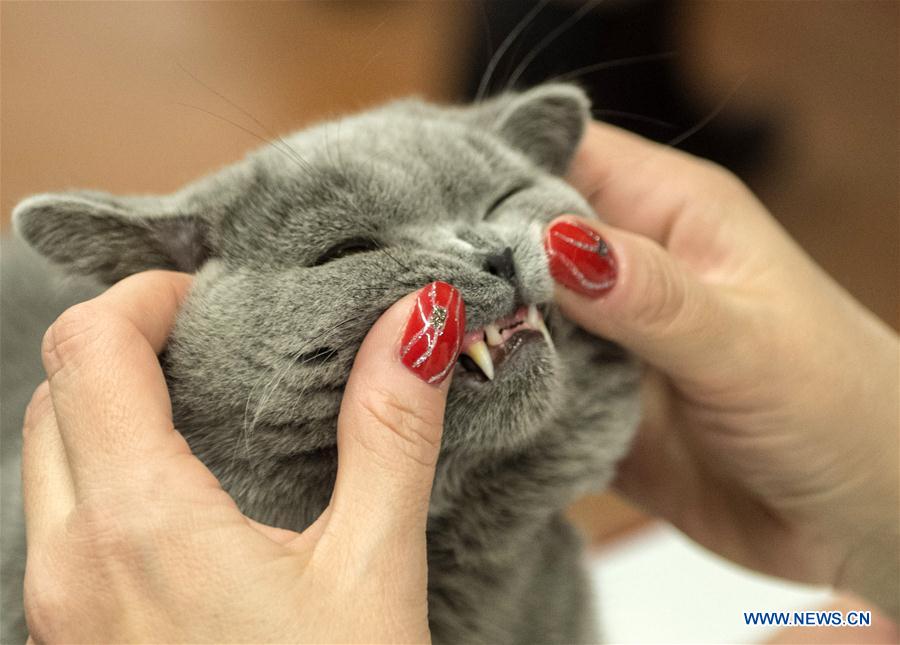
484 247 517 284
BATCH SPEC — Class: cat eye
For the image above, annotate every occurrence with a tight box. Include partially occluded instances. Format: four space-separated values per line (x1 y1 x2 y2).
484 182 531 220
312 237 381 266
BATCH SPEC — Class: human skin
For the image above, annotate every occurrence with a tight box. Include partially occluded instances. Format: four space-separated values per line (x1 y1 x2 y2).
20 271 455 643
558 121 899 618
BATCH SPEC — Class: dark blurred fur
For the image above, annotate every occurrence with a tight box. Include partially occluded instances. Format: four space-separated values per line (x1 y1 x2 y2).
2 85 639 643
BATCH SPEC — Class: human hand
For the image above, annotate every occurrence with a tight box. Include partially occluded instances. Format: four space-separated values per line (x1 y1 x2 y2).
22 271 464 643
549 122 899 615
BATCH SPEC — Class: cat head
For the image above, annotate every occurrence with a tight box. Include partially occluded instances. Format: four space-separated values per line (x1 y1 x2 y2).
14 84 632 470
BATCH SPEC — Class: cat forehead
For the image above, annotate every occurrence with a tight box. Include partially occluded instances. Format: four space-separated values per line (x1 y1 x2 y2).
259 106 534 186
215 107 540 247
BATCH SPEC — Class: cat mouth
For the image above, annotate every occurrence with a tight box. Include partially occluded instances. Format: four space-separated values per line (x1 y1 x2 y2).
456 304 553 381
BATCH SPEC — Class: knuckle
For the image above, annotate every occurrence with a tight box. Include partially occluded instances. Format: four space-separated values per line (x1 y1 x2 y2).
22 499 164 640
698 161 750 200
23 579 63 641
65 496 157 568
69 498 132 549
41 302 133 377
41 302 104 375
23 548 75 640
356 388 442 468
713 165 746 193
75 485 199 565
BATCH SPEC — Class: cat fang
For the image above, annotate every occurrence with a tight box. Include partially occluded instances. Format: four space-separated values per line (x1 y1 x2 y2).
458 303 553 381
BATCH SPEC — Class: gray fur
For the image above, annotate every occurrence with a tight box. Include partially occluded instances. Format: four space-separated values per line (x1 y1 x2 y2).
1 84 639 644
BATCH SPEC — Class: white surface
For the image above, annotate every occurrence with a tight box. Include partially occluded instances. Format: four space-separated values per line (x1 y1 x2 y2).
589 523 835 644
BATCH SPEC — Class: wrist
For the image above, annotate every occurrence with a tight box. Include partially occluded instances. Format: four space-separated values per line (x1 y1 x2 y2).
835 519 900 621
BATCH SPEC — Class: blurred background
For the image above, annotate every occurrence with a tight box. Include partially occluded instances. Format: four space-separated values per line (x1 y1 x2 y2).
2 2 897 642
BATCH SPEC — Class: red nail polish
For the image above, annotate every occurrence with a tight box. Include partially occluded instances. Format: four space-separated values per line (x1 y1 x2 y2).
400 281 465 384
544 220 617 298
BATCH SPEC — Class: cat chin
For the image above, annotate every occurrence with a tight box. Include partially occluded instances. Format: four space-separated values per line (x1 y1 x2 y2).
440 336 563 452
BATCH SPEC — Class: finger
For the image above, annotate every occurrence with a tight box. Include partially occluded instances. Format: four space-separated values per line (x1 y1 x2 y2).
567 121 738 245
245 516 303 546
610 371 698 514
546 216 749 381
41 270 193 495
323 281 463 558
21 382 76 548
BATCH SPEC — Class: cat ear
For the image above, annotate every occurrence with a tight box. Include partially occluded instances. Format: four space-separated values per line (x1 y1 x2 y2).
481 83 591 175
12 191 213 284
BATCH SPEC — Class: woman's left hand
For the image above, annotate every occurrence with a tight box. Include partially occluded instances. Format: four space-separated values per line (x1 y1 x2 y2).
22 270 456 643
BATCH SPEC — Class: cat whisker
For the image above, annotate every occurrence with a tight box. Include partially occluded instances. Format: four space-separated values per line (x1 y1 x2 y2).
279 334 364 427
592 109 678 130
238 355 313 470
241 362 302 468
335 111 349 172
476 0 494 72
377 246 414 274
322 124 341 176
353 17 390 82
550 50 677 84
350 219 415 276
504 0 603 91
665 75 748 148
235 298 357 471
252 334 363 448
475 0 551 102
577 75 749 206
238 314 362 467
176 102 314 179
176 63 315 176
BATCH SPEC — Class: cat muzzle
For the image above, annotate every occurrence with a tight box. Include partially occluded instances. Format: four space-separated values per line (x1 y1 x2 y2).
458 304 553 381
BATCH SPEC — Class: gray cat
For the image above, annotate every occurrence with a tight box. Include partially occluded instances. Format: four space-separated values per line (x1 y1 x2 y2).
1 84 640 644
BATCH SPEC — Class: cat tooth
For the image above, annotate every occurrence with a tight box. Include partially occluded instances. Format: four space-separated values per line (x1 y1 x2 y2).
537 316 555 351
527 304 553 349
463 340 495 380
485 324 503 347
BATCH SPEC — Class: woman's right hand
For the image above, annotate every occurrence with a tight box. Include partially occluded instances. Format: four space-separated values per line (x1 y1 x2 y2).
550 122 898 617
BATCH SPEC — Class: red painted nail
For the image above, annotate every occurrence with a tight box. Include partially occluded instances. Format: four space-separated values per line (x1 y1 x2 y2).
544 220 617 298
400 281 465 384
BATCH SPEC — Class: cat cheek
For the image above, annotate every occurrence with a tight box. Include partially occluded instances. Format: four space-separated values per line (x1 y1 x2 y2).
399 281 466 385
544 220 618 298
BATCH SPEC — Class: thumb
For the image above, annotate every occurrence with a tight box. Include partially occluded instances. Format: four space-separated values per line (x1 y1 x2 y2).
325 281 464 554
546 216 736 380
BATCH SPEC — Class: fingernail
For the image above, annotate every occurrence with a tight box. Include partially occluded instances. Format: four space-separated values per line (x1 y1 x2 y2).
544 220 618 298
400 281 466 384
